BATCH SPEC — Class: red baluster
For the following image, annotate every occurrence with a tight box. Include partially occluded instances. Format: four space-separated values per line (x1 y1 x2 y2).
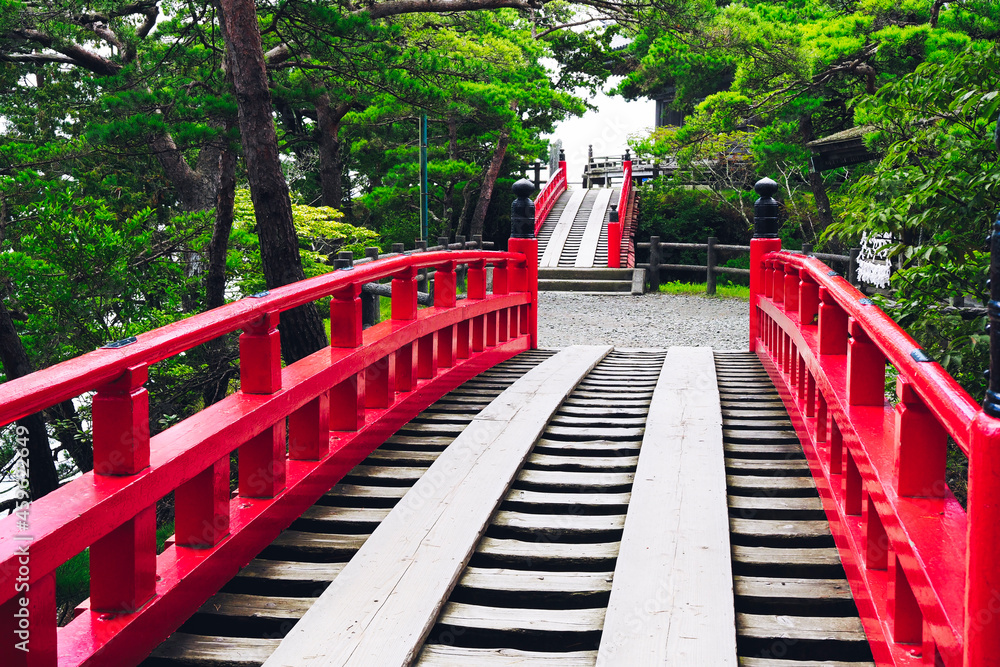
467 260 486 300
395 343 415 392
894 378 946 498
847 318 885 406
772 259 785 304
472 315 486 352
456 319 471 359
830 418 843 474
818 287 848 355
238 312 285 498
0 572 56 666
289 393 331 461
392 267 418 320
365 355 396 409
493 261 509 296
817 391 828 443
91 363 156 613
799 273 819 326
486 311 498 347
417 333 437 379
784 264 799 315
891 556 922 645
175 458 230 546
804 370 816 418
865 494 888 570
330 285 364 431
845 448 862 516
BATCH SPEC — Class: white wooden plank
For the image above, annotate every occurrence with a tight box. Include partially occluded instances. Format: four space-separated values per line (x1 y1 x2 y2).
539 189 587 267
597 346 737 666
262 345 611 667
574 188 614 268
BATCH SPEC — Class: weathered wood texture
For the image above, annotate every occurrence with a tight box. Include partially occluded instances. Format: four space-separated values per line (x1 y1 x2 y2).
262 345 610 667
597 347 737 666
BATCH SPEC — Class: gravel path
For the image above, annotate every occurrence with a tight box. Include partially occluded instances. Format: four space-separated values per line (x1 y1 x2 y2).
537 291 749 350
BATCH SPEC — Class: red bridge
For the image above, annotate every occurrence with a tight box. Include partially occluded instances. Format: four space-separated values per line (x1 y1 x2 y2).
1 170 998 666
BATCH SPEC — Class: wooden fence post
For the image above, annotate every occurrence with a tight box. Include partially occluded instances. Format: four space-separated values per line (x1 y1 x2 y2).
706 236 717 295
648 236 661 292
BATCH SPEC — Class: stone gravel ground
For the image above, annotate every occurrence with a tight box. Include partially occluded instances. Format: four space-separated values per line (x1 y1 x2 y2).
537 291 750 351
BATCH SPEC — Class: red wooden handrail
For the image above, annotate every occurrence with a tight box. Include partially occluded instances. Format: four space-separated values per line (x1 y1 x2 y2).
749 243 999 666
0 245 538 667
533 160 567 237
607 159 632 268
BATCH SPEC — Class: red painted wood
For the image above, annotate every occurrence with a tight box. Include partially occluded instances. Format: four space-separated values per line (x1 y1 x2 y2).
395 344 415 392
749 239 781 352
533 162 567 236
434 262 457 308
493 261 509 296
365 355 395 409
239 313 281 394
799 273 819 326
92 365 150 476
467 260 486 300
755 249 986 665
392 268 418 321
90 506 156 614
784 264 799 315
1 572 56 666
417 333 437 379
288 394 330 461
0 247 531 667
174 457 230 547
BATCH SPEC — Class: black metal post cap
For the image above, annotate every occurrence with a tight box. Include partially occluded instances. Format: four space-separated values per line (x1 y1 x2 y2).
510 178 536 239
753 177 781 239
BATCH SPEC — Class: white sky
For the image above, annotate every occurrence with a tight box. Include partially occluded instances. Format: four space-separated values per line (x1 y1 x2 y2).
546 77 655 187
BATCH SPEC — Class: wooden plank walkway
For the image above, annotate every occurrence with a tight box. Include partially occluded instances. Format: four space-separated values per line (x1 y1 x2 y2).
262 346 611 667
574 188 614 268
597 347 737 665
539 190 587 267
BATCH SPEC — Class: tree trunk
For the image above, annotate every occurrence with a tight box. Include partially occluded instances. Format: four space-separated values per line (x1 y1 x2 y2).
799 114 835 233
316 94 352 209
470 107 516 239
202 140 238 406
0 299 59 499
217 0 328 364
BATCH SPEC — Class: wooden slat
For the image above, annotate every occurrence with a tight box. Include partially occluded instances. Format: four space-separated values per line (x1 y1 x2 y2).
548 415 648 427
525 452 638 470
725 458 810 472
364 449 439 464
544 425 644 439
417 645 598 666
598 347 737 666
734 576 853 600
732 546 842 567
269 531 367 554
739 657 874 667
729 518 831 539
298 506 391 523
262 345 611 667
502 488 631 508
516 469 634 489
235 560 344 582
736 613 867 642
148 634 281 667
727 475 817 491
492 510 625 534
325 484 409 500
437 601 605 633
728 496 823 513
345 465 428 481
458 567 614 594
195 593 311 620
723 430 800 442
476 537 620 565
724 443 803 456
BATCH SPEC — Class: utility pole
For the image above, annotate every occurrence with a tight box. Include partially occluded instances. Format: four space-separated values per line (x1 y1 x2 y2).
420 115 429 241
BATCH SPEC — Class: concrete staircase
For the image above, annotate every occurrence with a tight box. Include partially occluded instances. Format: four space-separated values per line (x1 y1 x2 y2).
538 267 635 293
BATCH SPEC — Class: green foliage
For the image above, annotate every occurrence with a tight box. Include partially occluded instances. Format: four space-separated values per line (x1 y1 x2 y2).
658 280 750 299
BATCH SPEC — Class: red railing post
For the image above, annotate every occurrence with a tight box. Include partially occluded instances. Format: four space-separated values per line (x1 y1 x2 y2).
965 207 1000 666
784 264 800 315
894 378 947 498
818 286 848 355
467 260 487 353
799 272 819 326
90 363 157 614
238 312 286 498
749 177 782 352
847 317 885 407
508 238 538 349
329 284 365 430
435 261 457 368
392 266 419 393
0 572 56 666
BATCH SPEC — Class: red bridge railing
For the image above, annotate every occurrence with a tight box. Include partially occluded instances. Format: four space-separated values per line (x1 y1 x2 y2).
533 154 567 237
748 177 1000 665
0 243 538 667
607 155 632 268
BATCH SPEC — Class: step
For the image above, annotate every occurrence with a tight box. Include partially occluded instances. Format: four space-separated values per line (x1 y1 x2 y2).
538 268 633 280
539 280 632 293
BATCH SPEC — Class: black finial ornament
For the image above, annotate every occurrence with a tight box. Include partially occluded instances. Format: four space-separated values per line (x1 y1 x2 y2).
559 148 566 162
510 178 536 239
986 208 1000 417
624 149 631 161
609 204 619 224
753 177 780 239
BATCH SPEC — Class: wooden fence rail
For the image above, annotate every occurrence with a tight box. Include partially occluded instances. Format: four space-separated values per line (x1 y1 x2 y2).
636 236 859 295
